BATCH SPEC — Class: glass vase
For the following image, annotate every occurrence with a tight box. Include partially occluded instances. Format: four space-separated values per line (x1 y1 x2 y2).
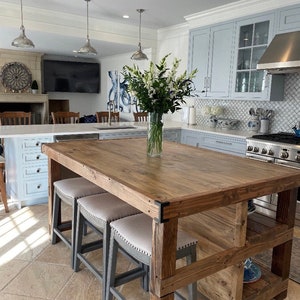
147 112 163 157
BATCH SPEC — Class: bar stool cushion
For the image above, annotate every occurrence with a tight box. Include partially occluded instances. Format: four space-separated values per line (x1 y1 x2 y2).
111 213 198 258
78 193 141 226
54 177 106 205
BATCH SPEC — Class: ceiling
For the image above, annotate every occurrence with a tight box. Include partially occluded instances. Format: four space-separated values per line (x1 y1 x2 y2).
0 0 242 59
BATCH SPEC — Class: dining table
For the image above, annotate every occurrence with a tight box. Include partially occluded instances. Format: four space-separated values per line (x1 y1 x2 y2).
42 138 300 300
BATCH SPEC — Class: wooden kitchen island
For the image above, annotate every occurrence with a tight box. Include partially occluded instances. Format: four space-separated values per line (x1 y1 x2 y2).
42 138 300 300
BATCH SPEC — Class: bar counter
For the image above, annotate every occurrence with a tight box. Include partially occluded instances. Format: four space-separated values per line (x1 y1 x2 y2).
42 138 300 299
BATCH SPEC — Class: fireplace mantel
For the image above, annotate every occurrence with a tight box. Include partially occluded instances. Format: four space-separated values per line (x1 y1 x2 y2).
0 93 49 124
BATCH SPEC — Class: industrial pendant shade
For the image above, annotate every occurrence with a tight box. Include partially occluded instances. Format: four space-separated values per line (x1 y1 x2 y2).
12 0 35 48
74 0 97 55
131 9 148 60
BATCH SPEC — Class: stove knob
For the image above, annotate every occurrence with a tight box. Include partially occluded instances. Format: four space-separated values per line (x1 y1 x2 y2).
280 151 289 159
261 148 267 154
295 155 300 162
247 145 253 151
253 147 259 153
268 149 274 156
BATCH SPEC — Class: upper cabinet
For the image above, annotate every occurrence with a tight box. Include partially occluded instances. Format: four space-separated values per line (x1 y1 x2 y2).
189 22 234 99
231 14 284 101
188 12 285 101
278 5 300 33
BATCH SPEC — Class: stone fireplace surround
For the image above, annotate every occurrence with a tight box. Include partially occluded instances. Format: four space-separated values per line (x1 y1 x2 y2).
0 49 48 124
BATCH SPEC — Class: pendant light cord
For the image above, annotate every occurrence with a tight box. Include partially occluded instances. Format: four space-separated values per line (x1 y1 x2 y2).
86 0 90 39
20 0 24 29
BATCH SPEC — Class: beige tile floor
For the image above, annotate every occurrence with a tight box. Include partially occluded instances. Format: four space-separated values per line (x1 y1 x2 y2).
0 201 299 299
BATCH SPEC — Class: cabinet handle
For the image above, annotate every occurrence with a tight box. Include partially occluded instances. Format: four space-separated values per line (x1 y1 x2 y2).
36 142 40 146
36 155 40 160
216 140 232 145
36 168 40 173
37 184 41 189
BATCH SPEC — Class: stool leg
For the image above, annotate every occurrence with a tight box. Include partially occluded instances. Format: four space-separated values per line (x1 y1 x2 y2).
186 245 197 300
106 233 119 300
51 192 61 244
0 166 9 213
74 206 84 272
71 200 78 269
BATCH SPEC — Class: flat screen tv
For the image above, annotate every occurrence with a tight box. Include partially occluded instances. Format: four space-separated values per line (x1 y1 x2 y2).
43 60 100 93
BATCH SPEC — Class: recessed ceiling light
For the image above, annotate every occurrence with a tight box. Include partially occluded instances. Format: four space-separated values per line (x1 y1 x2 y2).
123 15 129 19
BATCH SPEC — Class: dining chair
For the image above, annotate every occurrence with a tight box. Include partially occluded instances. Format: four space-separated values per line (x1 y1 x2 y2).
96 111 120 123
133 112 148 122
51 111 80 124
74 193 141 299
0 111 31 125
106 213 198 300
0 111 32 213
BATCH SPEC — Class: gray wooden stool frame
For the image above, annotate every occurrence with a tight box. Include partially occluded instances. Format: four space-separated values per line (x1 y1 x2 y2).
51 178 106 269
106 216 198 300
74 195 141 300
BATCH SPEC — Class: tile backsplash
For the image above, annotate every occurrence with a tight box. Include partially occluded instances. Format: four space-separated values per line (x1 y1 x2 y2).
193 73 300 133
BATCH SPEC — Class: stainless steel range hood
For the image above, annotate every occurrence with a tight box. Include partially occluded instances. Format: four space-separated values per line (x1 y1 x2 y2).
257 31 300 74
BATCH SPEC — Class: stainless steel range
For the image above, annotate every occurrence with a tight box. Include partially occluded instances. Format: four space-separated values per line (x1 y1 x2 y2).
246 132 300 225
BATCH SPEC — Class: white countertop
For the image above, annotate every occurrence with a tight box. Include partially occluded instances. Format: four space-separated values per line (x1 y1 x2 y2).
0 121 253 139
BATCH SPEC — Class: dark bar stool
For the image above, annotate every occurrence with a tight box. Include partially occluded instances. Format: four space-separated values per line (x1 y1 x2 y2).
106 213 198 300
74 193 141 300
51 177 107 268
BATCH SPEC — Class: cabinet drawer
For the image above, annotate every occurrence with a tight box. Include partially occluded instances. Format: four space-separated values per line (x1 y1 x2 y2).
24 179 48 196
202 135 246 156
24 165 48 176
23 153 48 163
22 137 52 152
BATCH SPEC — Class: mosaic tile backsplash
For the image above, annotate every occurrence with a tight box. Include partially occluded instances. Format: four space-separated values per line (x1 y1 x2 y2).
193 73 300 133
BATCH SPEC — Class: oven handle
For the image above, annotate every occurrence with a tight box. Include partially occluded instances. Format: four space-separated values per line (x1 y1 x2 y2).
275 159 300 169
246 153 275 163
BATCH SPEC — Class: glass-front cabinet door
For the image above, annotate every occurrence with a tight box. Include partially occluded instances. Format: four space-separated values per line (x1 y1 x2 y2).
232 14 283 100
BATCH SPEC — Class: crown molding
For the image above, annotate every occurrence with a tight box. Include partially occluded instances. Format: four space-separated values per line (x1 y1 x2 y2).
185 0 300 28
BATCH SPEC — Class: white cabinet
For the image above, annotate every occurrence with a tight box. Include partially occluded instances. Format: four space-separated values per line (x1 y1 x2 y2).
5 136 53 208
232 14 284 101
278 5 300 32
189 22 234 98
181 129 246 157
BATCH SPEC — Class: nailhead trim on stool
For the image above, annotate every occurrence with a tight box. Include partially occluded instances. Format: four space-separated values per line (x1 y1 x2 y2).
106 213 198 300
51 177 107 268
74 193 141 300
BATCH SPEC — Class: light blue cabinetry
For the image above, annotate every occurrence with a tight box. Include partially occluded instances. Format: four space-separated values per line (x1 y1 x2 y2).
5 136 53 208
232 14 284 101
181 129 246 157
189 12 285 101
189 22 234 98
277 5 300 32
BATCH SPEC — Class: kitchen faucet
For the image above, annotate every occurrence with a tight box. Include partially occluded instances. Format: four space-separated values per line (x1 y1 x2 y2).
108 100 114 126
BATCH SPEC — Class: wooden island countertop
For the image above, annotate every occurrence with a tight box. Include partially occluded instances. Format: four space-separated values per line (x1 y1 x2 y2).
42 138 300 299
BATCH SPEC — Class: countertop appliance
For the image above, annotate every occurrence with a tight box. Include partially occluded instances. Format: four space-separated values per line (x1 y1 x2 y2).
246 132 300 225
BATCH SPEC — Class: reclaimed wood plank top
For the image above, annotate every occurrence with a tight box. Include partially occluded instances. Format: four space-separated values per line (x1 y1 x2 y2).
42 138 300 221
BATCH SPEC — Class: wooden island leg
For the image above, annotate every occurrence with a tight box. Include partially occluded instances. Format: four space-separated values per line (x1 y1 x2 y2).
272 188 297 300
150 218 178 299
47 157 62 233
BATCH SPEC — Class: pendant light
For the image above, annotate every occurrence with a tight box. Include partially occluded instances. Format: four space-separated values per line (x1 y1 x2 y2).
131 9 148 60
12 0 35 48
74 0 97 55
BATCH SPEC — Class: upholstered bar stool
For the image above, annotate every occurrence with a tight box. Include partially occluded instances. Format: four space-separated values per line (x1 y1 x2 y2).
106 213 198 300
74 193 141 300
51 177 107 268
